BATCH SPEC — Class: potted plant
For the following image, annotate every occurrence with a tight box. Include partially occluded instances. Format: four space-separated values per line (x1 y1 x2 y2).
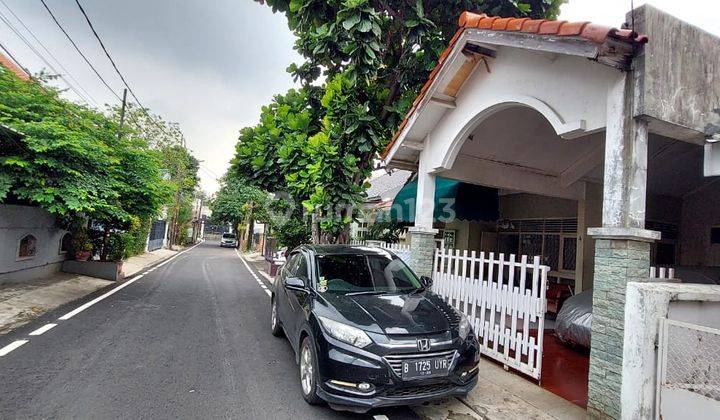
72 230 93 261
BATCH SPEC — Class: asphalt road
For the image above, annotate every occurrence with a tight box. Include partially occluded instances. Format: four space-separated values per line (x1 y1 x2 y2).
0 240 420 419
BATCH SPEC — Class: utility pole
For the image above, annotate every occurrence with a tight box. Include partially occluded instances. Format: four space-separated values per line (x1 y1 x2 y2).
117 88 127 139
100 88 128 259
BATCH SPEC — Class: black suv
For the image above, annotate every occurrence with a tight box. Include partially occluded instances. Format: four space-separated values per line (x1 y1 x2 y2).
270 245 479 413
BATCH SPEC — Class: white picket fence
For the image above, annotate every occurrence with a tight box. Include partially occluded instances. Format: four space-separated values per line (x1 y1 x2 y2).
350 240 412 265
432 248 549 380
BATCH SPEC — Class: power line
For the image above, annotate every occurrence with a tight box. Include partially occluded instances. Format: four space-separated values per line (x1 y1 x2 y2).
0 39 30 75
39 0 122 102
71 0 178 147
43 0 186 151
0 8 95 105
73 0 146 110
0 0 98 106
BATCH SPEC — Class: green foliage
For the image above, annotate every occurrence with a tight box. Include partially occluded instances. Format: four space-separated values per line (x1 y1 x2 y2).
119 217 152 259
234 0 563 242
364 219 405 243
210 174 269 228
108 100 201 247
0 68 171 230
268 199 311 249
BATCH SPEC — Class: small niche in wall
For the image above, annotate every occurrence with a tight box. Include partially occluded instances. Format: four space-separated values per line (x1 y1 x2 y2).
18 234 38 259
60 232 72 254
712 227 720 245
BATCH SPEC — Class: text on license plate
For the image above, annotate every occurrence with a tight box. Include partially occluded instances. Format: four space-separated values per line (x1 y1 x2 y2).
401 357 449 379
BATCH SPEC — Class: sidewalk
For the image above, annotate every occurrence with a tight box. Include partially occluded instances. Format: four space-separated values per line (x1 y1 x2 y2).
243 251 586 420
122 248 177 277
0 248 178 335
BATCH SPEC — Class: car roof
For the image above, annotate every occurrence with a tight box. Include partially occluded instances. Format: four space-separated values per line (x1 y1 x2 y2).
296 244 396 256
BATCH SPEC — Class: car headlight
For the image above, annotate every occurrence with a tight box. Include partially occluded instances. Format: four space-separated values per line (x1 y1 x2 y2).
318 316 372 348
458 313 473 340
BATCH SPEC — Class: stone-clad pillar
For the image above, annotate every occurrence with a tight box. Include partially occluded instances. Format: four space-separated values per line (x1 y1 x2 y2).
409 146 438 279
409 227 437 278
586 235 655 419
586 72 660 419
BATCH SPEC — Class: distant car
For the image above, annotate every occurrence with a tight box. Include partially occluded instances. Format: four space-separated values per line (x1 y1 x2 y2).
270 244 479 413
220 233 237 248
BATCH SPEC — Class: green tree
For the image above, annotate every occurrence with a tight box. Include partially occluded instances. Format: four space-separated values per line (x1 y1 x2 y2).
233 0 563 242
210 174 271 249
110 103 201 247
0 68 170 233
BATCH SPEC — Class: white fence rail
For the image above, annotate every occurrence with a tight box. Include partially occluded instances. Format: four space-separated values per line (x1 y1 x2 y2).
651 266 676 280
432 248 549 380
656 318 720 419
350 240 411 265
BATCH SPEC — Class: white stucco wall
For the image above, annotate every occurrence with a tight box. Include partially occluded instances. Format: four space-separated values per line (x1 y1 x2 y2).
420 47 621 173
622 282 720 419
0 205 68 283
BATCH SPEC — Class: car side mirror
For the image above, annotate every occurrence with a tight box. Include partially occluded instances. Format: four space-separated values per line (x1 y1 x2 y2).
284 276 306 291
420 275 433 289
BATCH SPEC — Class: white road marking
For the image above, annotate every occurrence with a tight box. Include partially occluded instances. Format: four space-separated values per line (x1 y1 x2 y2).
28 323 57 336
0 340 29 356
373 415 390 420
59 240 204 320
235 249 271 297
58 274 144 320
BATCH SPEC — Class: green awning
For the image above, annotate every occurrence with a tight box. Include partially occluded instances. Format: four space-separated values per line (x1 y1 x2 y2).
384 177 499 223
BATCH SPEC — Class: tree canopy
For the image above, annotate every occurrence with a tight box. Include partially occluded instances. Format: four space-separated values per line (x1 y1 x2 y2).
232 0 564 242
0 68 170 228
210 174 269 229
0 67 200 251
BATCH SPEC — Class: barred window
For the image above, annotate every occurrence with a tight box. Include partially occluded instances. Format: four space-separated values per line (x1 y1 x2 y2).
18 234 37 259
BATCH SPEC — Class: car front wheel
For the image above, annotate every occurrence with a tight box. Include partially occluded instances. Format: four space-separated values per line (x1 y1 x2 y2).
299 337 322 405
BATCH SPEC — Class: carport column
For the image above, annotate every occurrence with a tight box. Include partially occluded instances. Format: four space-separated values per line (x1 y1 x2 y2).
586 73 660 419
410 149 438 278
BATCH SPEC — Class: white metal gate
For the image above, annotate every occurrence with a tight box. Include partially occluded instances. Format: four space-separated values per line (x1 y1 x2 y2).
432 248 549 380
656 318 720 419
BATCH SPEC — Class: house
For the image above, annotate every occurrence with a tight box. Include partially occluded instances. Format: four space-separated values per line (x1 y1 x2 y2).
351 168 412 240
383 5 720 419
1 125 71 284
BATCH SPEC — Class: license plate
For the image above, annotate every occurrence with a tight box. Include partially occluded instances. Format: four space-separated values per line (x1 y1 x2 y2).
401 357 449 380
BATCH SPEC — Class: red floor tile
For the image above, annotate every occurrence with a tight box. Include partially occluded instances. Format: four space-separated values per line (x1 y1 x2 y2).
540 330 589 408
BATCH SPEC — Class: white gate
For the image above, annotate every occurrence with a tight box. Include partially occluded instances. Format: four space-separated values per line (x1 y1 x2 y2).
432 248 549 380
656 318 720 419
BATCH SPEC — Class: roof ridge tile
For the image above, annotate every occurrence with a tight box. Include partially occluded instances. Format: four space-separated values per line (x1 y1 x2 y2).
456 11 647 45
382 10 649 160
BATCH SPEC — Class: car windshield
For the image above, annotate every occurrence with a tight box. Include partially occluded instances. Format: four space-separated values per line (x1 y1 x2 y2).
315 253 421 294
222 234 236 239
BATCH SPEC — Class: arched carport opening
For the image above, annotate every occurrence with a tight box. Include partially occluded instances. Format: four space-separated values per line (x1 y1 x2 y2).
425 104 606 408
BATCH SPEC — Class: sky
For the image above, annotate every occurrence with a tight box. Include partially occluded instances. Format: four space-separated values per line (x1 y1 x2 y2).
0 1 717 195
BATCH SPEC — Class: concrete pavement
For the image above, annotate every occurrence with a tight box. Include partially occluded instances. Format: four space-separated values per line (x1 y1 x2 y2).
0 248 179 336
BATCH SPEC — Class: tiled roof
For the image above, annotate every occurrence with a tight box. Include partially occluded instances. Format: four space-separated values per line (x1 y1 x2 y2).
382 11 648 160
0 51 30 81
458 12 648 44
365 169 412 201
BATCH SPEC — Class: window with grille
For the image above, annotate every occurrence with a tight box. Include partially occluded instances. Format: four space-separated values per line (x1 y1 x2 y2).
562 237 577 271
497 218 577 273
18 234 37 259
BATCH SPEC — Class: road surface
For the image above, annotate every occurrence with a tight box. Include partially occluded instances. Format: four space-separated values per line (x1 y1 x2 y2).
0 240 419 419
